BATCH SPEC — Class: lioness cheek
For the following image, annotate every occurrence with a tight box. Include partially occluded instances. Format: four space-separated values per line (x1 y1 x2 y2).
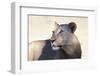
55 36 63 45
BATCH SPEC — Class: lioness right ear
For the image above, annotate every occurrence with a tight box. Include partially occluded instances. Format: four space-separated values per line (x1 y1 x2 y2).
68 22 77 33
55 21 59 27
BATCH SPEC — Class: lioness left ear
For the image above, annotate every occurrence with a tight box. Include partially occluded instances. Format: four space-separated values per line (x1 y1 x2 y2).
68 22 77 33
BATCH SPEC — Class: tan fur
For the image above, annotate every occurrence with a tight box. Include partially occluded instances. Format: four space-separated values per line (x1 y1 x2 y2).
28 40 46 60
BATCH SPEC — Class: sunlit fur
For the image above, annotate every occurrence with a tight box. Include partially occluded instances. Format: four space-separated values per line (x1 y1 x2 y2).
28 40 46 60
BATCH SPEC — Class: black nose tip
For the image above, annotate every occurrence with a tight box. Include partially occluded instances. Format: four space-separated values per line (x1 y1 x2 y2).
51 40 55 43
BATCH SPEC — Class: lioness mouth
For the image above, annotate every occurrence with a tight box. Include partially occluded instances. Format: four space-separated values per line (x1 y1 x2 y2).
52 46 60 50
50 42 60 51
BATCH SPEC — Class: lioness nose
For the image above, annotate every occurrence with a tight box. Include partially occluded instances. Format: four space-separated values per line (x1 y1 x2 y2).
51 40 55 43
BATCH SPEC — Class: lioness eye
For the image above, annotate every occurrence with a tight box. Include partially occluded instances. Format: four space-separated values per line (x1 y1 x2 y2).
59 30 63 33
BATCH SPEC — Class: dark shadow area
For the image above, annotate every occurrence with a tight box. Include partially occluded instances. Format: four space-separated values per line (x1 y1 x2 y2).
39 40 57 60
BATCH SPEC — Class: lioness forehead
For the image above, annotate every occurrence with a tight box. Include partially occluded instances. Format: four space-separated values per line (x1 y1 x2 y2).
59 24 67 26
59 24 69 30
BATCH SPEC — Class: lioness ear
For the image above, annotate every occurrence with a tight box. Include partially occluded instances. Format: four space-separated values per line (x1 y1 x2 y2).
68 22 77 33
55 21 59 27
